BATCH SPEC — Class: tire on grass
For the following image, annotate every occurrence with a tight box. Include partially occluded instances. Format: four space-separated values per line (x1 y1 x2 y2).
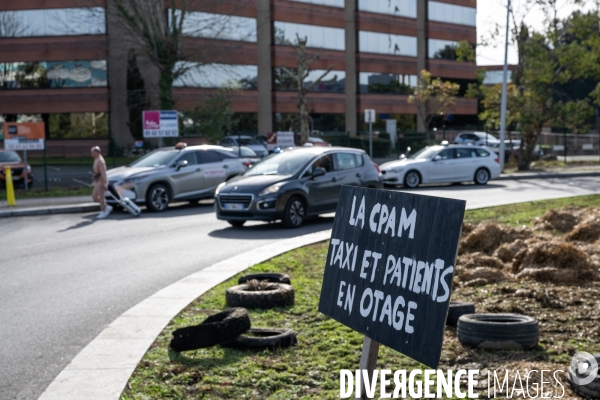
223 328 297 350
568 353 600 400
446 301 476 326
226 283 294 309
457 313 539 350
169 308 251 352
238 273 291 285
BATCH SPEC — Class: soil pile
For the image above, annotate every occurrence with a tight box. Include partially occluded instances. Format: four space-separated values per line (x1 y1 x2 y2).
533 209 578 231
460 223 531 255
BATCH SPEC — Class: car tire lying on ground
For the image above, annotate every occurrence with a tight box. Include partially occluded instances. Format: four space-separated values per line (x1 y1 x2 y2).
238 273 291 285
457 313 539 350
226 282 294 309
223 328 297 350
568 353 600 400
446 301 476 325
170 308 251 352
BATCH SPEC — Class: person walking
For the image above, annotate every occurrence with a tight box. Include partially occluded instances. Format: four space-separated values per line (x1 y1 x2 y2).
91 146 112 219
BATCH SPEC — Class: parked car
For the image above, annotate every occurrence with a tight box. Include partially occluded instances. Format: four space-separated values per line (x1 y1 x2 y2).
106 144 246 212
453 131 501 147
226 146 261 168
294 133 332 147
219 135 269 157
215 147 383 228
0 150 33 188
494 139 544 161
380 145 501 188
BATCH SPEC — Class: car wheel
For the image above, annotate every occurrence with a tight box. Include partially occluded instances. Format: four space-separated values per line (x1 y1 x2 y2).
404 170 421 188
227 220 246 227
474 168 490 185
282 196 306 228
146 184 170 212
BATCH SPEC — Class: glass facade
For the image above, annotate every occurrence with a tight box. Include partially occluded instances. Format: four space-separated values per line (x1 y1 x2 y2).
274 68 345 93
429 39 458 59
288 0 344 7
179 11 256 42
359 72 416 94
0 8 105 37
274 22 345 51
173 63 258 89
0 60 107 89
358 0 417 19
359 31 417 57
428 2 476 27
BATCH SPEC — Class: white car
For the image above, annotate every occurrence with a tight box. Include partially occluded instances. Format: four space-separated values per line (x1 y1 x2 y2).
380 145 501 188
453 131 500 148
219 136 269 158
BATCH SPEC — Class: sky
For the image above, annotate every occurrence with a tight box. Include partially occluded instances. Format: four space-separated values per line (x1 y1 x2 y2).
477 0 597 66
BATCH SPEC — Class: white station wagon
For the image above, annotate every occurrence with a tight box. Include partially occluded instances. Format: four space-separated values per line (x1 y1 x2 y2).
380 145 502 188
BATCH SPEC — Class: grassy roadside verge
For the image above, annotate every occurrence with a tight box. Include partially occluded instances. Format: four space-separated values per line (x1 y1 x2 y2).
122 196 600 399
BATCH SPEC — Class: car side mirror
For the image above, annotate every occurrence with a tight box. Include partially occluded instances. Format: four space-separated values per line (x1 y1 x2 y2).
312 167 326 179
433 155 442 161
175 160 188 170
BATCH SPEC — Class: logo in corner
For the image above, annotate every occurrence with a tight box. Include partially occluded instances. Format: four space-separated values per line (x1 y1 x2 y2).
570 352 598 386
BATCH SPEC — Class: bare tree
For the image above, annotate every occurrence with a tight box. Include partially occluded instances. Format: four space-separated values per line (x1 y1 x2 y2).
280 35 332 145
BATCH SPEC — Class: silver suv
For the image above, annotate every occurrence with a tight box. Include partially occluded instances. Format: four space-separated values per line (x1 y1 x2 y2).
106 145 246 212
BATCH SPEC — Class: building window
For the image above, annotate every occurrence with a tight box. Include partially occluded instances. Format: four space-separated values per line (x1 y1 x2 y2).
359 72 416 94
483 70 513 85
359 31 417 57
176 11 257 42
49 112 109 139
0 8 105 37
288 0 344 7
275 68 345 93
274 22 345 51
429 39 458 59
428 2 476 27
358 0 417 19
0 60 107 89
173 63 258 89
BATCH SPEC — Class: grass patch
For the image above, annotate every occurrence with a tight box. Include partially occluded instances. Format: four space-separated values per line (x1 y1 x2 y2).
122 196 600 399
0 187 92 200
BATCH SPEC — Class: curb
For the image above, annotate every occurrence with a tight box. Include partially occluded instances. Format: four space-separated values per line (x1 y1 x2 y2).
38 229 332 400
0 203 99 219
497 170 600 181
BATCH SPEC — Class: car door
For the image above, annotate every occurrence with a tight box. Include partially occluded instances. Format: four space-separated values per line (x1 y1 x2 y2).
303 154 336 213
427 148 456 183
197 150 228 192
170 151 204 197
454 147 477 180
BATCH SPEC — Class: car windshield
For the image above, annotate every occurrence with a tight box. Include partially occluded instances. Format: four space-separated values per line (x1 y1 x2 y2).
128 149 178 168
244 151 315 176
238 138 261 146
0 151 21 163
409 147 440 160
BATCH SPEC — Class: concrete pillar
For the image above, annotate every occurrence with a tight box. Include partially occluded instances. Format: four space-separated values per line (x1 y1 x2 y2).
344 0 357 136
257 0 273 135
416 0 427 132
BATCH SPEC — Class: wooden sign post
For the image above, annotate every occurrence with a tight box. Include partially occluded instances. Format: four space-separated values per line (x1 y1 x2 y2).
318 186 466 398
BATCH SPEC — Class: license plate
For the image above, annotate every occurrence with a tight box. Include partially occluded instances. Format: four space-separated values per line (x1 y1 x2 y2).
223 203 244 210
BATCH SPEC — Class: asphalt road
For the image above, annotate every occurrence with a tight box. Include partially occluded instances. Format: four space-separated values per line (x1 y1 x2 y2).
2 176 600 399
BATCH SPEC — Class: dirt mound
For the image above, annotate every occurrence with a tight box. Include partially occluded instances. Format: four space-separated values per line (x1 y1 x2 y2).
493 239 525 262
458 267 508 284
565 217 600 243
460 223 531 255
459 253 505 269
533 209 578 231
512 241 599 284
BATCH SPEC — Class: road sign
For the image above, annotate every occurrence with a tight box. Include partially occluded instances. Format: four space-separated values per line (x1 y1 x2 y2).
266 131 295 151
4 122 45 150
318 186 466 368
364 109 376 123
143 110 179 138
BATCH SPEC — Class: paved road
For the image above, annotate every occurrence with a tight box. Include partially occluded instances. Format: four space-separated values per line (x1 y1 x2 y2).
2 176 600 399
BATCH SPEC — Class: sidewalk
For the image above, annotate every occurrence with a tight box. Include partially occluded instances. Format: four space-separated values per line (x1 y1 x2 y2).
0 196 98 218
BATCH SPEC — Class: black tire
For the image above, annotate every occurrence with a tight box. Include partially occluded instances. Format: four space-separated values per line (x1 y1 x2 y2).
228 220 246 227
146 183 170 212
282 196 306 228
474 168 490 185
457 313 539 350
226 283 295 309
169 308 251 352
568 354 600 400
239 273 291 285
223 328 297 350
446 301 476 325
404 170 421 188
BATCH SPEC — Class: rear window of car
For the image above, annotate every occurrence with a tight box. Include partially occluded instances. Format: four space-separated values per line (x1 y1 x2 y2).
334 152 359 170
456 148 475 158
218 150 238 159
475 149 491 157
197 150 222 164
0 151 20 162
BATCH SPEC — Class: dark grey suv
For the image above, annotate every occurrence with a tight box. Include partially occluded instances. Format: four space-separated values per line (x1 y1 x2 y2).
215 147 383 228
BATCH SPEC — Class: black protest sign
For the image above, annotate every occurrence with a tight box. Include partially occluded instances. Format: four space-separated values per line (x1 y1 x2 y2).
318 186 466 368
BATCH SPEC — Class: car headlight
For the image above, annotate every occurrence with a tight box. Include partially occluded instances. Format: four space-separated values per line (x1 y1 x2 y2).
215 182 227 196
389 167 404 173
26 165 31 172
258 182 285 197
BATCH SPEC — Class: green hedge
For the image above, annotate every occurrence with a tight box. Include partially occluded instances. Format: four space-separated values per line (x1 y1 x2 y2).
326 135 392 157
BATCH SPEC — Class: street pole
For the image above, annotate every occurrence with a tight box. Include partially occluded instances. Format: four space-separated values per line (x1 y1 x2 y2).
499 0 511 171
43 143 48 192
23 150 28 190
369 121 373 158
